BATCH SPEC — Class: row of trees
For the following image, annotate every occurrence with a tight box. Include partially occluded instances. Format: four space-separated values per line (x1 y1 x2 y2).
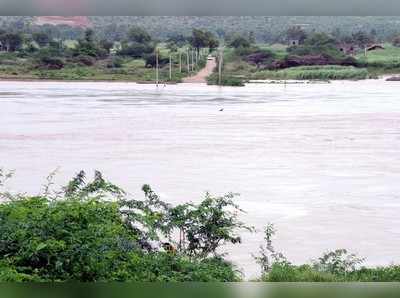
5 16 400 44
285 25 377 48
0 26 220 73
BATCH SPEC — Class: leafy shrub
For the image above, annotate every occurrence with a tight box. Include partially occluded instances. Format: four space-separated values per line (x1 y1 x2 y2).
106 56 124 68
143 53 169 67
207 73 245 86
73 55 96 66
118 42 155 58
0 170 242 282
37 56 65 70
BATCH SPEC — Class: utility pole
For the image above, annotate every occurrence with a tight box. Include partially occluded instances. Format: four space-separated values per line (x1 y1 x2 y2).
179 52 182 73
169 54 172 81
155 48 159 86
187 48 190 73
218 48 223 86
191 50 195 71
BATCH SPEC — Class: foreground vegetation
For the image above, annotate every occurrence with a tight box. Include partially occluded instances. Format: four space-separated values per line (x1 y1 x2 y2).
0 170 244 281
1 169 400 282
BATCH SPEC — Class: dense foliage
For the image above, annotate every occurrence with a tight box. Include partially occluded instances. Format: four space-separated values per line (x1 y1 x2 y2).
2 16 400 43
0 170 245 282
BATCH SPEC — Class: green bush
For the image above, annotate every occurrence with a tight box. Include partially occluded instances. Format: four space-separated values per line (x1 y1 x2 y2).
73 55 96 66
0 170 242 282
207 73 245 86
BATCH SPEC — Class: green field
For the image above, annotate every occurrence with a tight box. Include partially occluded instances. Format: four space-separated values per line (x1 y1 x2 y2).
250 65 370 80
356 44 400 75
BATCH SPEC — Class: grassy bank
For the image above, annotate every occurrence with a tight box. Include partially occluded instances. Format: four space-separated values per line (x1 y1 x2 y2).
357 44 400 76
251 65 369 80
207 43 400 86
208 65 369 86
0 52 203 82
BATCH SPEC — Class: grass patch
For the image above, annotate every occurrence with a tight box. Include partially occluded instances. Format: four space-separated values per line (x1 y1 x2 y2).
357 44 400 76
251 65 369 80
262 263 400 282
207 73 245 86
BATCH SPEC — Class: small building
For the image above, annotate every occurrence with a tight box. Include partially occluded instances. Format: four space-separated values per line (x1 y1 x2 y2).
366 44 385 52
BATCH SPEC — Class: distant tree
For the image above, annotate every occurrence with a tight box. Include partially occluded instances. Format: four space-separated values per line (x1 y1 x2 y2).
74 29 108 59
352 31 373 48
228 35 251 48
208 38 219 51
84 28 95 43
304 32 336 49
287 32 343 59
166 41 178 53
119 42 154 58
127 26 152 43
331 28 344 41
248 31 256 44
99 39 114 54
0 33 23 52
32 32 50 47
393 35 400 47
166 34 187 47
143 53 169 68
215 28 226 39
189 29 219 53
118 27 154 58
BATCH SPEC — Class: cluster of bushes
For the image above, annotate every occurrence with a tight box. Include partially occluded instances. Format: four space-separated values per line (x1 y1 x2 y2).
256 225 400 282
254 65 369 80
206 73 245 86
0 169 246 281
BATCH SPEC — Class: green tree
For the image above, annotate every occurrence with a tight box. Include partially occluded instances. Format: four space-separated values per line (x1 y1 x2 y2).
352 31 374 48
0 32 23 52
74 29 108 58
189 29 219 53
228 35 252 48
99 39 114 54
127 26 152 43
32 32 50 47
118 27 154 58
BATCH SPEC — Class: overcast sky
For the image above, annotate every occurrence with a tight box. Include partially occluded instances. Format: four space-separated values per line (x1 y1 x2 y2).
0 0 399 15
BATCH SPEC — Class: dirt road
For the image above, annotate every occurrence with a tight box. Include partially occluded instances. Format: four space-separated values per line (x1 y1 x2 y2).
182 57 216 83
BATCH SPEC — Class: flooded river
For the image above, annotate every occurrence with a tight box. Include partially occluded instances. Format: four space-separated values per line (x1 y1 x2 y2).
1 80 399 278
